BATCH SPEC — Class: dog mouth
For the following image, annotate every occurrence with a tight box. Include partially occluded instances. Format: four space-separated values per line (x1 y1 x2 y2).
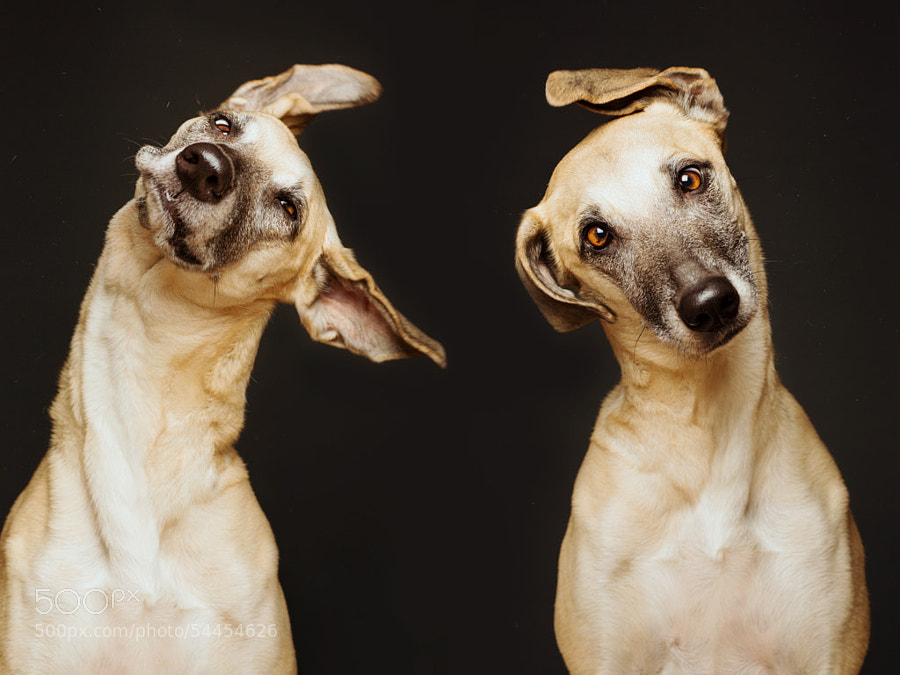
646 312 752 357
136 145 216 271
137 174 208 270
692 315 752 353
650 279 757 356
156 186 205 267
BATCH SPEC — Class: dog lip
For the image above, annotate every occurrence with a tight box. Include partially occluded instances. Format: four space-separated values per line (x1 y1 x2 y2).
143 177 180 231
688 310 753 355
708 321 746 349
166 209 206 269
141 177 209 270
169 234 203 267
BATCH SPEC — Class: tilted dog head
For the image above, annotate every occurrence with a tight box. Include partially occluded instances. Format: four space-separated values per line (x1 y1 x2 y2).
135 64 445 367
516 67 764 357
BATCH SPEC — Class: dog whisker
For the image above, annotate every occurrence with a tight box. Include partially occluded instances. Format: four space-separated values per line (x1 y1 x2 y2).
174 181 194 199
631 325 647 363
211 274 220 307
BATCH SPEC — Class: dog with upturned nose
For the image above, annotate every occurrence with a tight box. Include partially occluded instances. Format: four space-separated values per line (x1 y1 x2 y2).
0 64 444 674
516 67 869 674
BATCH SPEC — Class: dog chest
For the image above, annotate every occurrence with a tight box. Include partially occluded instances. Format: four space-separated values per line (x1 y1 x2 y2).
565 466 852 673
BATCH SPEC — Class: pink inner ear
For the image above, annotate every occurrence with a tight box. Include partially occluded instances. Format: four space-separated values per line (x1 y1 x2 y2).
318 279 400 355
321 278 370 313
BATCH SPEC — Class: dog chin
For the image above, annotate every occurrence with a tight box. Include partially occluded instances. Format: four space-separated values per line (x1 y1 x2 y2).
665 317 752 357
157 235 207 270
138 177 210 271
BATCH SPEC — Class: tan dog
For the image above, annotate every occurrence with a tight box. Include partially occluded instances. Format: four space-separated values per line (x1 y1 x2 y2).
0 64 445 674
516 67 868 673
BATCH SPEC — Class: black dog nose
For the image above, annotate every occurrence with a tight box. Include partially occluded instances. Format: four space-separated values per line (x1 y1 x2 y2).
677 276 740 332
175 142 234 202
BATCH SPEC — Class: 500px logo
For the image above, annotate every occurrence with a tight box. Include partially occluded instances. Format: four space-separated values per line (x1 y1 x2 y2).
35 588 141 615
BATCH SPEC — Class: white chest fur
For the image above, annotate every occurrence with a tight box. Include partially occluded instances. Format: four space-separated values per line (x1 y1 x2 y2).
560 427 853 674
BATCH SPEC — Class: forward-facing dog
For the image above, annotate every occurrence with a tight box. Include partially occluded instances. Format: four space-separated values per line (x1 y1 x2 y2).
0 64 445 674
516 67 869 673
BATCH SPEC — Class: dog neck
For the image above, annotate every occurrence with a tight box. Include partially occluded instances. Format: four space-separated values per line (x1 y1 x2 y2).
49 201 275 586
603 308 777 438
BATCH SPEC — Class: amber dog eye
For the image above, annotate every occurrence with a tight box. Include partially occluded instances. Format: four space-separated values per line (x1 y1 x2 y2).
584 223 611 249
213 114 231 135
677 167 704 192
279 198 298 219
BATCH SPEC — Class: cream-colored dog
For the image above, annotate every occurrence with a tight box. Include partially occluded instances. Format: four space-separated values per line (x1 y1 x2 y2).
516 67 869 674
0 64 445 674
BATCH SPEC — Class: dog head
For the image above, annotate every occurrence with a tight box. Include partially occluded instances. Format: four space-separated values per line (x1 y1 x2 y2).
135 64 445 367
515 67 763 358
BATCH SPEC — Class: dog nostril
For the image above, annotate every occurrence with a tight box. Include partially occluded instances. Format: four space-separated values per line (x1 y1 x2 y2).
677 276 740 333
175 142 234 203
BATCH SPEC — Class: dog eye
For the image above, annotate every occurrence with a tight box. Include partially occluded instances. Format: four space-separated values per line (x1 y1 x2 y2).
584 223 611 249
213 114 231 135
278 198 298 220
677 167 704 192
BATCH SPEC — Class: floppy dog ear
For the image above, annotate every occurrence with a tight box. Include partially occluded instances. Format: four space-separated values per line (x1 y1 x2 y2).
546 66 729 140
515 211 615 332
221 64 382 135
293 244 446 367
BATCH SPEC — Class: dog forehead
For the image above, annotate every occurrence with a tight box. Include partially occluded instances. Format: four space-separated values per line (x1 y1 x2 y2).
606 106 723 155
546 109 724 217
543 136 661 221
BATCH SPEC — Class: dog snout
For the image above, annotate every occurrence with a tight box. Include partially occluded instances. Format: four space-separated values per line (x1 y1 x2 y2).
175 142 234 202
677 276 740 333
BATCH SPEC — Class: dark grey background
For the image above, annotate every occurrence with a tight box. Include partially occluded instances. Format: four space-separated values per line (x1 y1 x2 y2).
2 1 896 672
